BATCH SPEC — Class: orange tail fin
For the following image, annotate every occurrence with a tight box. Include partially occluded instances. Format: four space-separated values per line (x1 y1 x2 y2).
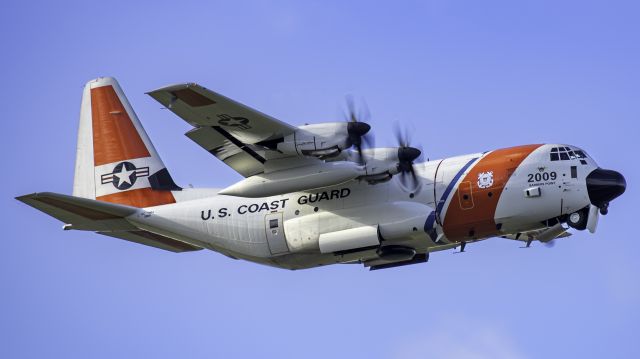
73 77 180 207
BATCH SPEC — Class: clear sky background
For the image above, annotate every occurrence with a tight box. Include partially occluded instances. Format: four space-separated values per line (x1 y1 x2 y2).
1 1 638 358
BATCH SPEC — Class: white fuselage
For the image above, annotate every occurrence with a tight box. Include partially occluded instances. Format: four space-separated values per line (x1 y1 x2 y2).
129 144 597 269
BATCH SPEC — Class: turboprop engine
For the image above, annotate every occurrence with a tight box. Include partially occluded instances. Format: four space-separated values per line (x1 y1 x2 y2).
277 122 371 158
333 147 422 186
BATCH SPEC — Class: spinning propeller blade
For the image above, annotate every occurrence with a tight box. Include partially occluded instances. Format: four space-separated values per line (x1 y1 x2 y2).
393 122 423 191
586 204 600 234
344 95 374 165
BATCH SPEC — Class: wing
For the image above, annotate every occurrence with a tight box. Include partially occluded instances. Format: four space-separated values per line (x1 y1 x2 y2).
147 83 297 177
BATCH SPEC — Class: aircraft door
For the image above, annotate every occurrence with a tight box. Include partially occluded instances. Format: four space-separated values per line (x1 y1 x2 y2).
457 181 474 209
560 164 581 215
265 212 289 255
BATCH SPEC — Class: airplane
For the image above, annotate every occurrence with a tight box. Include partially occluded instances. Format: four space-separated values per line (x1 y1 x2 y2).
16 77 626 270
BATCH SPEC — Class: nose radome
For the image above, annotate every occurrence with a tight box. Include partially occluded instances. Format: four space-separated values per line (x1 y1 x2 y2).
586 168 626 207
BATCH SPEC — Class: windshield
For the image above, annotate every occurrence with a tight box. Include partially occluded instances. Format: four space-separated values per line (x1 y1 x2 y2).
550 146 588 162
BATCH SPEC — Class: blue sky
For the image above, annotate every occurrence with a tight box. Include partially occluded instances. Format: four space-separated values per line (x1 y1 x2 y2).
1 1 638 358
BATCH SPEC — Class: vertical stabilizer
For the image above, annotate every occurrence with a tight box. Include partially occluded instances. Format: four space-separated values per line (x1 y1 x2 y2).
73 77 180 207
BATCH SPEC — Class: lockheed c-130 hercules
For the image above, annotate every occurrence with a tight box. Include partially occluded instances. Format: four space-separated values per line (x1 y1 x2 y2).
17 77 626 270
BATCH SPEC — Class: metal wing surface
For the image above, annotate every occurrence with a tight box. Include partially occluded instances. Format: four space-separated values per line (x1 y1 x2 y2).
147 83 297 177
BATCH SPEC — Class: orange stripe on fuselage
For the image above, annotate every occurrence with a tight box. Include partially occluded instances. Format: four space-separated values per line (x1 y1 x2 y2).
442 144 542 241
91 85 150 166
96 188 176 208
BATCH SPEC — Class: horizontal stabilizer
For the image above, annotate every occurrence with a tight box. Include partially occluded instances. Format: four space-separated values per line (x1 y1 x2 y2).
16 192 139 231
17 192 203 252
98 230 202 253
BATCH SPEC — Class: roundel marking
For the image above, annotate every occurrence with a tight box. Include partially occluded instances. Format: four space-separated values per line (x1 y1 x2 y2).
216 114 251 130
100 161 150 190
112 161 138 190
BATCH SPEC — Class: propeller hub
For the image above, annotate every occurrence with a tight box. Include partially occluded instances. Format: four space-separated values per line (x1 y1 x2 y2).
398 147 421 163
347 121 371 137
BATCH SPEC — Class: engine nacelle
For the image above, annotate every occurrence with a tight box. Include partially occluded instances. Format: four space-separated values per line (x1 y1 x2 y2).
277 122 352 158
333 148 405 183
219 161 363 198
361 148 401 175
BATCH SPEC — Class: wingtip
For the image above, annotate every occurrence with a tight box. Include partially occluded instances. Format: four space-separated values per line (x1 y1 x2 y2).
15 192 66 202
146 82 198 95
15 192 38 202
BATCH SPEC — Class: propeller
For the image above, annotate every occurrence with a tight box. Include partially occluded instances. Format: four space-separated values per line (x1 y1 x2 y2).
586 204 600 233
345 95 374 164
393 123 424 191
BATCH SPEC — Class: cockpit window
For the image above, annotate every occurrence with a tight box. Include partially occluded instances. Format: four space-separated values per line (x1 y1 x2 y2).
574 150 587 159
550 146 588 161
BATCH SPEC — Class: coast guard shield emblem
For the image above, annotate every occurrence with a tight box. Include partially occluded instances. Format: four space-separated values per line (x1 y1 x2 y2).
477 171 494 189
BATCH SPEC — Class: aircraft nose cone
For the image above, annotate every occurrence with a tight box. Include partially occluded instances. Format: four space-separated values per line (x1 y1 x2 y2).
586 168 626 207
